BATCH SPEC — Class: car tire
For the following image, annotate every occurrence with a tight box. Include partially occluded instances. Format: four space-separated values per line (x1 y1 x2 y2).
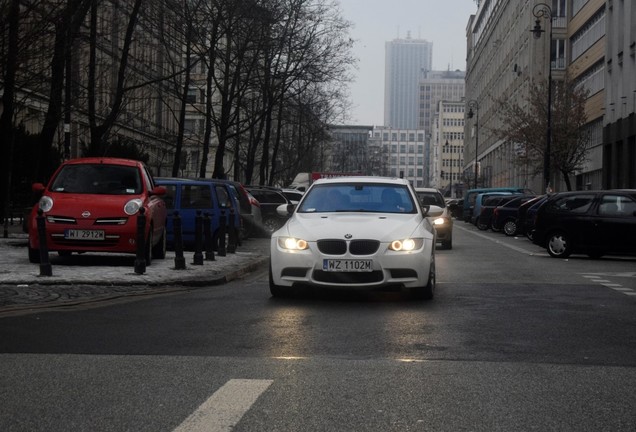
263 217 280 236
152 226 167 259
503 220 518 236
525 229 535 241
547 231 572 258
412 256 435 300
28 247 40 263
145 229 153 266
269 264 290 297
477 220 488 230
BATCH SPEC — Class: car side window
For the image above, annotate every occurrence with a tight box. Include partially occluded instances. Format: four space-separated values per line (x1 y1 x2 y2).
163 185 176 209
215 185 232 209
182 185 212 209
599 195 636 216
549 194 594 214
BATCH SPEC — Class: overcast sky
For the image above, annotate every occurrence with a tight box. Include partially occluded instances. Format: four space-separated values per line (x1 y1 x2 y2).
336 0 478 126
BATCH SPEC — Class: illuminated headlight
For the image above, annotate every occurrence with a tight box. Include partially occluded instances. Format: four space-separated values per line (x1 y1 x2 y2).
39 196 54 212
278 237 309 251
124 199 144 215
433 217 447 226
389 238 423 251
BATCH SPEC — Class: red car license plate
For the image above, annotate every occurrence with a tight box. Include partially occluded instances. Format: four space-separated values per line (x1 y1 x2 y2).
64 229 105 240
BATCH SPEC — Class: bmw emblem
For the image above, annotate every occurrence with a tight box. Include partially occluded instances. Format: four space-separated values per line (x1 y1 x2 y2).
344 234 353 239
82 211 91 218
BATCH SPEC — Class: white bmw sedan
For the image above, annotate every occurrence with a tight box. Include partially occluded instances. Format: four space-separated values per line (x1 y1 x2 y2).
269 177 443 299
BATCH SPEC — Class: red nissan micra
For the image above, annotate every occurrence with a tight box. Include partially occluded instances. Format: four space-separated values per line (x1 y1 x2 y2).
28 157 167 264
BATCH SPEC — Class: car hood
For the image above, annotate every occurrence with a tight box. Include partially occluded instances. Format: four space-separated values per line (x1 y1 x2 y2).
278 212 428 241
45 192 142 218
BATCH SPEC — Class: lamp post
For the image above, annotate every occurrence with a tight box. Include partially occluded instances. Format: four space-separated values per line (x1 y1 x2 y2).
467 100 479 189
532 2 553 194
445 140 453 198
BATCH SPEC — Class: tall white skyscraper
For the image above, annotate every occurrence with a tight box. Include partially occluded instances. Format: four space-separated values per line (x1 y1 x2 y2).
384 34 433 130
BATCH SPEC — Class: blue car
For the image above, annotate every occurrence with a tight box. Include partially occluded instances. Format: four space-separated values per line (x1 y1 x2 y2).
155 178 241 249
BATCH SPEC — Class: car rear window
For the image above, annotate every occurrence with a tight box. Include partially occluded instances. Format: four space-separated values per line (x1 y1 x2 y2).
50 164 142 195
416 192 445 207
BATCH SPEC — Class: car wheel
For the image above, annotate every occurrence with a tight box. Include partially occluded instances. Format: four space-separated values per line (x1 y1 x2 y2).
412 255 435 300
525 229 535 241
547 231 572 258
490 222 501 233
263 217 280 236
145 229 153 266
503 220 518 236
269 264 290 297
28 247 40 263
477 220 488 230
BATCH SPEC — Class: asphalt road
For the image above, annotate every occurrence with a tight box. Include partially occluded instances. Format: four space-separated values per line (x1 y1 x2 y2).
1 223 636 431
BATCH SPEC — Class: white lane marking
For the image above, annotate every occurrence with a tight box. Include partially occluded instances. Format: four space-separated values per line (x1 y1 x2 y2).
173 379 273 432
455 224 540 255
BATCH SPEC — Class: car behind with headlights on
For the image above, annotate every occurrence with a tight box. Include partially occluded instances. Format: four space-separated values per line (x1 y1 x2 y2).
28 157 167 264
269 177 443 299
415 188 453 249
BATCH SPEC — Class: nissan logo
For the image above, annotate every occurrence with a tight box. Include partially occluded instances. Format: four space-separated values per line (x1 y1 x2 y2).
81 211 91 218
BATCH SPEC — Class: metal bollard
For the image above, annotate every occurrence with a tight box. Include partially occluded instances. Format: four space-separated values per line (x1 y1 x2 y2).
192 210 204 265
217 209 227 257
36 209 52 276
134 207 146 274
173 211 186 270
227 208 237 253
204 212 215 261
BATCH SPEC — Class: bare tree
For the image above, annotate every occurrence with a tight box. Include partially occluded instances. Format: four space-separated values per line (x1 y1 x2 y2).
494 76 590 191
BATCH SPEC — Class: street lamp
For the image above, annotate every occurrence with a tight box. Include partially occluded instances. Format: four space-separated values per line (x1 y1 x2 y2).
444 140 453 198
532 2 553 194
466 100 479 190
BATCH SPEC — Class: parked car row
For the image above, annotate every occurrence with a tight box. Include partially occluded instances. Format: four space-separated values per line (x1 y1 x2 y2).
464 188 636 259
27 157 304 265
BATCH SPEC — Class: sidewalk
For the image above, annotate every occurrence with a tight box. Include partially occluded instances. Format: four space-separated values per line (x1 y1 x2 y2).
0 223 270 315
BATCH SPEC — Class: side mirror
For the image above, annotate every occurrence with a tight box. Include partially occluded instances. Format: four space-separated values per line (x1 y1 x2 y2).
32 183 45 194
425 205 444 218
277 203 294 216
151 185 167 196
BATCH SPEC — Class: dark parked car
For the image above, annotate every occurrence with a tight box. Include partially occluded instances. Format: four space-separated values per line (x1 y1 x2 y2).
532 190 636 258
155 178 241 249
212 179 261 239
245 187 292 235
518 195 549 240
476 195 520 231
491 195 537 235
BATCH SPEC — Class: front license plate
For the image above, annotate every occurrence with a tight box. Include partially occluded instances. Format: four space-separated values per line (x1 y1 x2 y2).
323 259 372 272
64 229 105 240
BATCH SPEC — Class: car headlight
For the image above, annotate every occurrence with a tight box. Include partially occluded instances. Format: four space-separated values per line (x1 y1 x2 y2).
278 237 309 251
389 238 423 251
39 196 54 212
433 217 447 226
124 199 144 215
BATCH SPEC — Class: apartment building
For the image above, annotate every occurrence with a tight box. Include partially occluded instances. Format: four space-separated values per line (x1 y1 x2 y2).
430 100 466 197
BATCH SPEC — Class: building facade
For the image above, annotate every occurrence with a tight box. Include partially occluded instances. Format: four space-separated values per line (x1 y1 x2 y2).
602 0 636 188
369 127 428 187
384 34 433 130
418 69 466 187
430 100 466 197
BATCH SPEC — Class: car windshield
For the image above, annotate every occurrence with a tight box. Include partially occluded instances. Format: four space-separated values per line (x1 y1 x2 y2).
297 183 416 214
416 191 445 207
50 164 142 195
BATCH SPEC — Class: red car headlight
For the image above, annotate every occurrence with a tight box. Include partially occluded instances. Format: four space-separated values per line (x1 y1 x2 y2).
39 196 54 212
124 199 144 215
